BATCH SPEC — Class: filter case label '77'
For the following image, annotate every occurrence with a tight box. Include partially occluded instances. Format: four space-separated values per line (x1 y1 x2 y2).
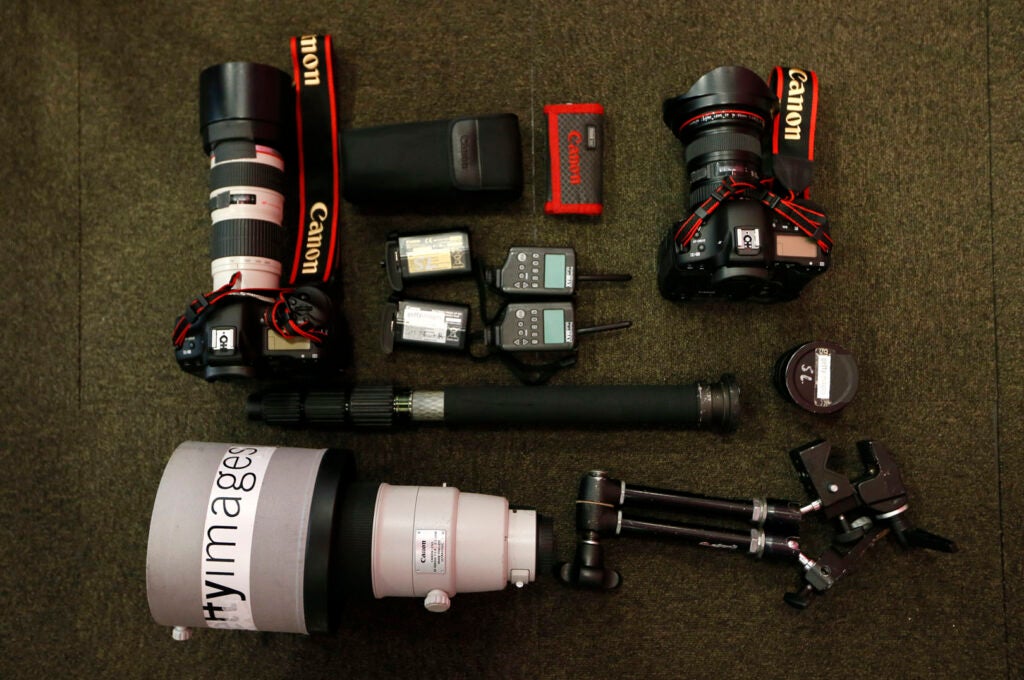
200 445 276 630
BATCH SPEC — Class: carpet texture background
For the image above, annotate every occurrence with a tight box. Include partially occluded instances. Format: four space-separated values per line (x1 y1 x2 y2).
1 1 1021 678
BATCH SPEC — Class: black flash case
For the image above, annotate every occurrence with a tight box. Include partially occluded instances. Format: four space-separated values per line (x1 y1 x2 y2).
341 113 523 204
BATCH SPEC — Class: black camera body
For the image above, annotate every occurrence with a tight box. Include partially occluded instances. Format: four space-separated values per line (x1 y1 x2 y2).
657 202 830 302
175 285 341 381
657 66 831 302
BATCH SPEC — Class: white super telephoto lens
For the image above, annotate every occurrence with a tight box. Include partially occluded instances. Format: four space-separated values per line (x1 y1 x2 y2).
146 442 552 638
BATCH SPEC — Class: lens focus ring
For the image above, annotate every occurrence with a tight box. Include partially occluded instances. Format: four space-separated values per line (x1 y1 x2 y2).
684 130 762 166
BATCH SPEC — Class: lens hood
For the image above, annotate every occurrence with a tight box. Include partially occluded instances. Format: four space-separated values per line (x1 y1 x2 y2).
662 66 776 141
199 62 293 154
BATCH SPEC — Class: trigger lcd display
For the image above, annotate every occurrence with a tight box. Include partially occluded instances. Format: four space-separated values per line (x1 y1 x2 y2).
544 254 567 289
543 309 565 344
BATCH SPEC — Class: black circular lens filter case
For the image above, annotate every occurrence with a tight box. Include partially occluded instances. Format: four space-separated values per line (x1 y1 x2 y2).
773 341 858 414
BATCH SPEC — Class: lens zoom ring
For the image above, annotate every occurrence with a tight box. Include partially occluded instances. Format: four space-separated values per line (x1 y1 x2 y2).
684 131 762 165
211 219 282 261
209 161 287 194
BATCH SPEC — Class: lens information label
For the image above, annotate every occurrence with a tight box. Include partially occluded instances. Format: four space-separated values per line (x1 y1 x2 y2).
815 349 832 403
414 529 447 575
396 300 469 350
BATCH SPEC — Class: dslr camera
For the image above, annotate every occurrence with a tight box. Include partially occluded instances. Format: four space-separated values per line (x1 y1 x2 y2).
173 61 343 381
657 66 832 302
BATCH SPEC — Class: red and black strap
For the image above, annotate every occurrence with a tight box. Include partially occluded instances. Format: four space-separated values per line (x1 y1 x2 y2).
672 176 831 253
172 272 245 347
172 273 290 348
266 292 328 344
768 66 818 197
172 275 329 348
288 34 341 285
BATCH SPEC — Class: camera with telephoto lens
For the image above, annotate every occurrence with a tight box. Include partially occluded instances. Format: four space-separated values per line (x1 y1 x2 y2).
657 66 832 302
172 62 342 381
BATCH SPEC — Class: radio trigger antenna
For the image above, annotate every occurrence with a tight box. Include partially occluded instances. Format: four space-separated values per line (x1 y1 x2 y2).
576 272 632 283
576 320 632 336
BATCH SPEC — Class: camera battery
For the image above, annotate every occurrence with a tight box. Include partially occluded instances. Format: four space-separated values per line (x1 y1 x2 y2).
384 230 473 291
544 103 604 215
381 299 470 353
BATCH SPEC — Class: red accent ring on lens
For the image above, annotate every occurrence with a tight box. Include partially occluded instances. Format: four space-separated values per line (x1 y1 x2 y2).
677 109 766 134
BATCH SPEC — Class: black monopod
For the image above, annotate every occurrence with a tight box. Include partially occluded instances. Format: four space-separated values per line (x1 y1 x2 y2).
246 375 740 431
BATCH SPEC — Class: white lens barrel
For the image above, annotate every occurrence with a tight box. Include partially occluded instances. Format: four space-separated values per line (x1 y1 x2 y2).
208 144 286 290
507 508 541 587
371 484 539 607
210 255 283 290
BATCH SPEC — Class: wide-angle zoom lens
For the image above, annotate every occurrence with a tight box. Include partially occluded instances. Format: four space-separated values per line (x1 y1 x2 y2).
662 66 776 207
662 66 777 140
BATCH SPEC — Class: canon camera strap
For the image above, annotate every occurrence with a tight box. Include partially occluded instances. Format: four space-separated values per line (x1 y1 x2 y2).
288 34 341 285
768 66 819 197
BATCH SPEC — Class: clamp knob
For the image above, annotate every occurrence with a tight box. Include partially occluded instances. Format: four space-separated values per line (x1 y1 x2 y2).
423 589 452 613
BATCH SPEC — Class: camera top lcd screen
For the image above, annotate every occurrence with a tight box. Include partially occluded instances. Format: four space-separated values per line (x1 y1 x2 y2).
267 330 312 351
775 234 819 259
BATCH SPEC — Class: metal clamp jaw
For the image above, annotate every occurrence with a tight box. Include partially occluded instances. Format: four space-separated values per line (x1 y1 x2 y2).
785 439 958 608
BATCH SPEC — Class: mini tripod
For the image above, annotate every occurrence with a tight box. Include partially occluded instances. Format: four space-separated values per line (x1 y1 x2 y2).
556 439 957 607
